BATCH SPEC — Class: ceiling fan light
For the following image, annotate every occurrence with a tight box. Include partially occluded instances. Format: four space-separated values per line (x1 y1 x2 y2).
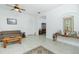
15 9 19 11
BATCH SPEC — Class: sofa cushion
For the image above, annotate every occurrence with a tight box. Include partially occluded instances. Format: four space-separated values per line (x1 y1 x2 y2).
0 35 4 39
68 31 77 37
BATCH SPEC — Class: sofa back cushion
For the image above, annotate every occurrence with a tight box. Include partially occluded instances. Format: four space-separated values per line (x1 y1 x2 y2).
0 30 22 38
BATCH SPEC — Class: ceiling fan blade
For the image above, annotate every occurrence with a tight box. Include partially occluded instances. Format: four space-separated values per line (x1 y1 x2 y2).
18 10 22 13
15 4 19 6
21 9 25 11
11 9 15 10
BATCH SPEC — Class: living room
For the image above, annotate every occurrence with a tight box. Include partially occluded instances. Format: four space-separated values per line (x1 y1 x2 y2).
0 4 79 54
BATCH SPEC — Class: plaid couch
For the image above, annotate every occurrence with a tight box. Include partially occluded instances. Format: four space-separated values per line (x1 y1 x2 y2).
0 30 22 42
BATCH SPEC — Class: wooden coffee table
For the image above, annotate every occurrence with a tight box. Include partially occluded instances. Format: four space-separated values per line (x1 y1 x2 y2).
2 36 22 48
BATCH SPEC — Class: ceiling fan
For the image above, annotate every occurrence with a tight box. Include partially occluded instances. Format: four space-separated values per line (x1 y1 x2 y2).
7 4 25 13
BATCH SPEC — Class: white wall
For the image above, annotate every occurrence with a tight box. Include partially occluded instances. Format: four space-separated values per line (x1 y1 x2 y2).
0 7 37 35
44 4 79 39
1 4 79 38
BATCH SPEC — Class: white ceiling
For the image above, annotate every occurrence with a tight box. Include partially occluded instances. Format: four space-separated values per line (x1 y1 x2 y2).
22 4 62 15
0 4 62 16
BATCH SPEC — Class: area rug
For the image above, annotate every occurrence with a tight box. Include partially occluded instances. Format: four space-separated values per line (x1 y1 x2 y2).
24 46 55 54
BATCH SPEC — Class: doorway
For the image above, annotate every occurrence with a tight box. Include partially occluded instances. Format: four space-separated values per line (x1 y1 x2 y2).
39 23 46 35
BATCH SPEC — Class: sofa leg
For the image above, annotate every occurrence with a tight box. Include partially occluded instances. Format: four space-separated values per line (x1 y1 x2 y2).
18 39 21 44
3 41 7 48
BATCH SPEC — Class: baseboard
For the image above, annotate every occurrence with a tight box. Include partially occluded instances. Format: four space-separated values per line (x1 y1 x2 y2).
27 34 34 36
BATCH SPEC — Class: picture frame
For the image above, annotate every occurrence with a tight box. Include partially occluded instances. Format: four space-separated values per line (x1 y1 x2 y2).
63 16 74 32
7 18 17 25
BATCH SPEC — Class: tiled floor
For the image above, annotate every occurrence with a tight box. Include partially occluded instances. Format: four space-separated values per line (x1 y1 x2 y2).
0 35 79 54
57 36 79 47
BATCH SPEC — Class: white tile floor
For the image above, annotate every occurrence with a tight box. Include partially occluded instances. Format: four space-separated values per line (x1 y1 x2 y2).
57 36 79 47
0 35 79 54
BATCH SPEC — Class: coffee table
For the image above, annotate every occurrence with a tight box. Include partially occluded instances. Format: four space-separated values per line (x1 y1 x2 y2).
2 36 22 48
